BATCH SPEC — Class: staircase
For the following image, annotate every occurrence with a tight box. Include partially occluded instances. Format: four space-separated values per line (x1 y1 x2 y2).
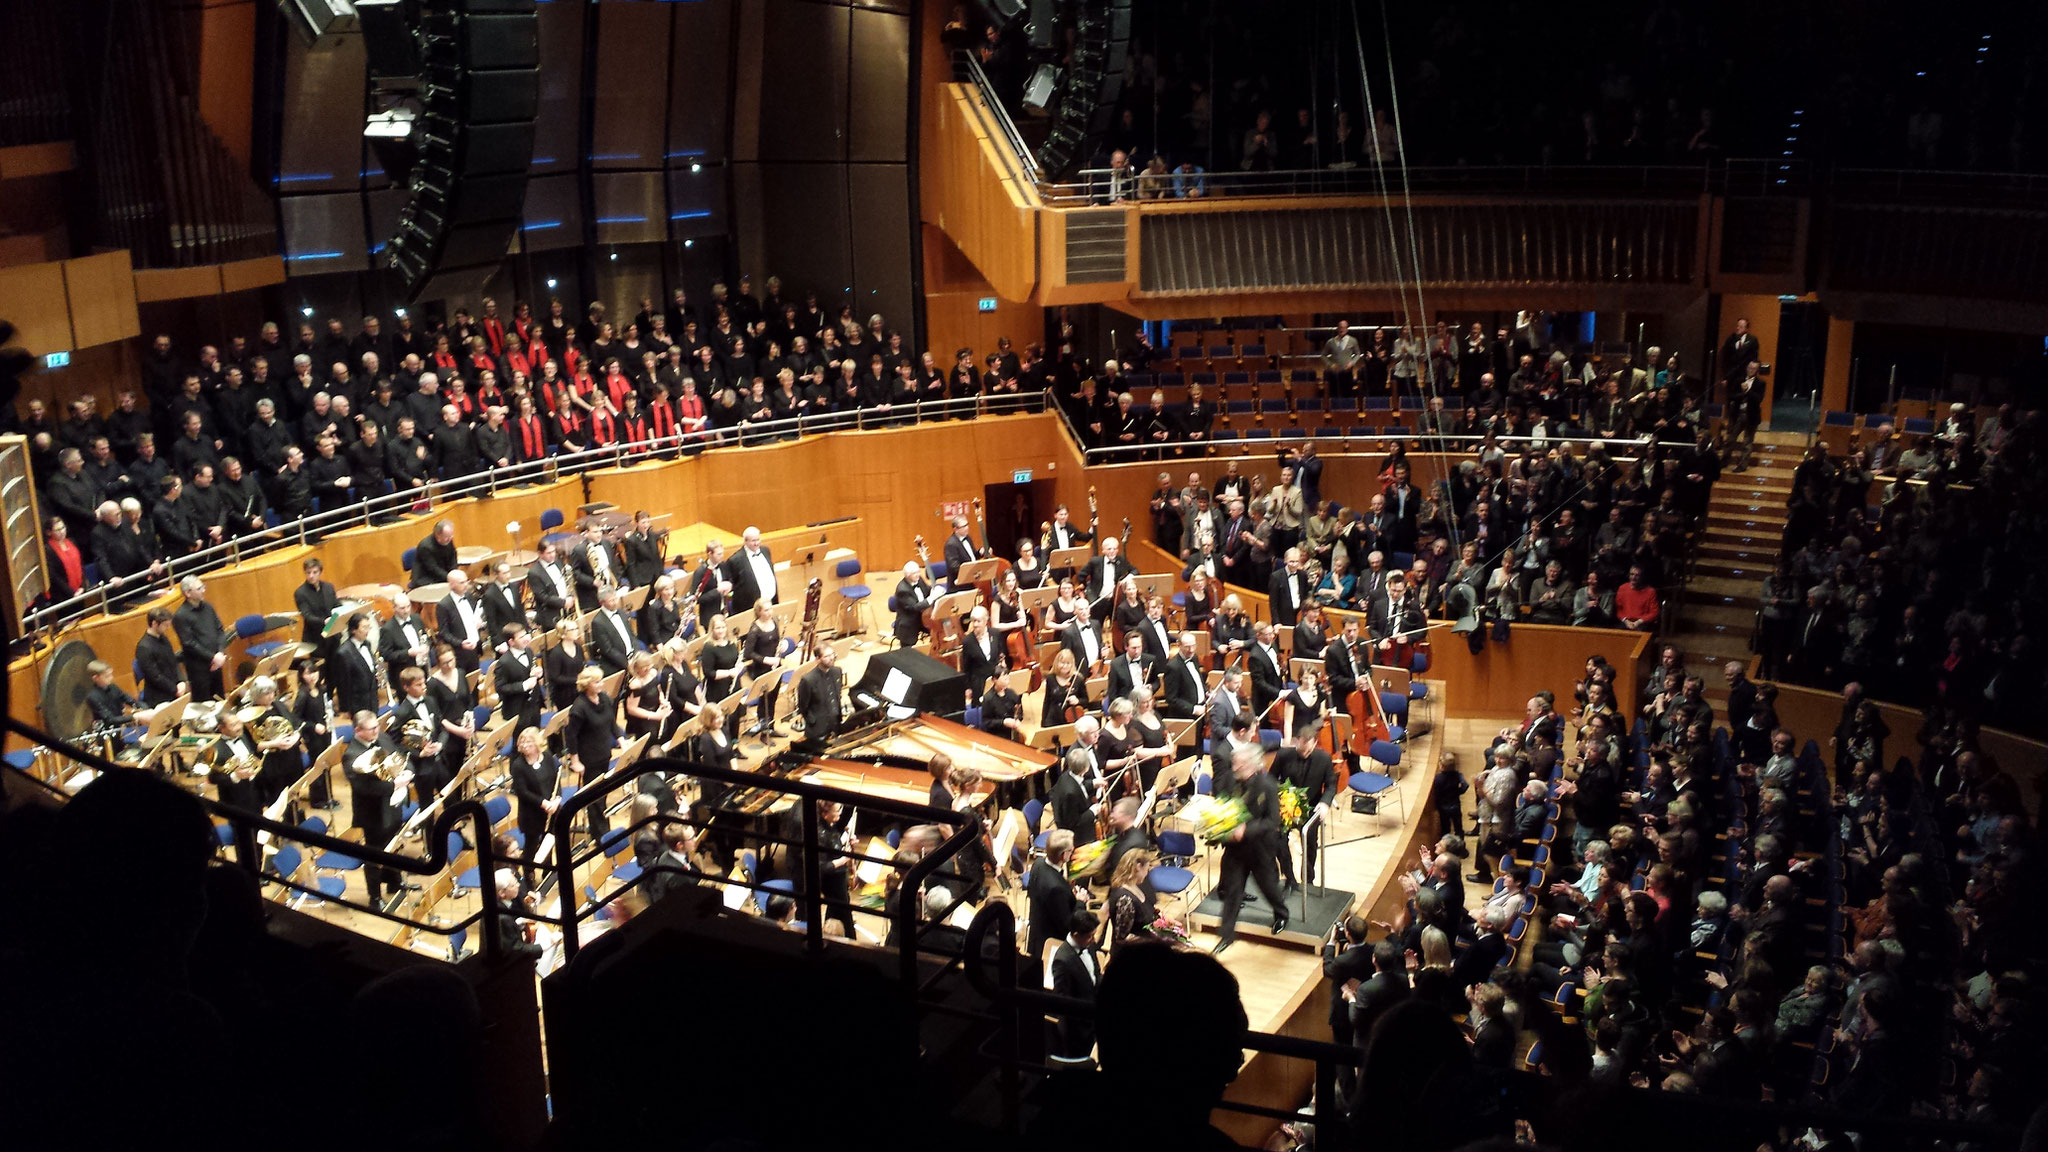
1670 431 1805 714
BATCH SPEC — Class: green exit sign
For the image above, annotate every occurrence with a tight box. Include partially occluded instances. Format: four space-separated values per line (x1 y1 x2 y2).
1012 469 1032 484
977 297 998 313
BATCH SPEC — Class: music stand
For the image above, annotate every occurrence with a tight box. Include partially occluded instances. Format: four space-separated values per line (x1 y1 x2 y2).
933 589 981 631
1028 723 1076 752
1047 545 1092 572
142 694 191 745
1132 573 1175 602
956 559 1006 587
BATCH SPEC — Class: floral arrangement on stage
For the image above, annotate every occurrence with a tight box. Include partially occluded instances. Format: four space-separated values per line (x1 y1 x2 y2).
1066 838 1113 880
1277 781 1310 830
1195 795 1251 844
1145 914 1193 948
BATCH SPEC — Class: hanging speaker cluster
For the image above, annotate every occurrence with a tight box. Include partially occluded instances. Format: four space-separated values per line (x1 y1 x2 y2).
1032 0 1131 180
371 0 540 304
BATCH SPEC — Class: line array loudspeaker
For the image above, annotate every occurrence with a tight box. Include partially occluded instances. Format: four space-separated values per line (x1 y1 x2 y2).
380 0 540 303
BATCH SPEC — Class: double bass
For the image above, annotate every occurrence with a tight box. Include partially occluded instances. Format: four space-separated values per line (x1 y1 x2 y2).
913 535 962 662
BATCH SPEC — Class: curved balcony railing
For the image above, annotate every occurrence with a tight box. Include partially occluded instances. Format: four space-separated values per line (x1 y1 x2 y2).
28 393 1047 635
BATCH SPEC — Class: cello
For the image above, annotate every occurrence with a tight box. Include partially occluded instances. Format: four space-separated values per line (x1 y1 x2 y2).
912 535 962 663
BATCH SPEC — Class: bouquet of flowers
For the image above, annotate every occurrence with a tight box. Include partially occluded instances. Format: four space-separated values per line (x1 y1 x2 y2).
1145 914 1194 948
1066 837 1113 880
1277 781 1310 830
1195 795 1251 844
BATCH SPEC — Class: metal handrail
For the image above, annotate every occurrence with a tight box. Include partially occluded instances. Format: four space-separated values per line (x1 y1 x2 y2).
951 51 1040 177
1076 430 1656 464
27 392 1047 635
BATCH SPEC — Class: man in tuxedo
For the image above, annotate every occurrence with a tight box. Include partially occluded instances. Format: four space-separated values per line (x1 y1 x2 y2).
1206 671 1245 752
343 710 410 911
794 642 845 754
1720 317 1759 388
428 569 482 674
1369 572 1426 656
134 607 186 705
1135 595 1175 666
1099 796 1152 883
1026 830 1079 978
941 515 977 591
620 511 666 588
722 524 779 609
1267 547 1308 627
1078 534 1134 621
1049 748 1098 846
1044 504 1093 556
570 521 625 610
1049 909 1102 1059
892 560 935 650
478 561 526 652
1060 602 1106 674
494 624 543 733
379 596 432 684
1212 744 1288 954
527 539 574 630
1246 622 1285 727
1324 616 1362 704
171 577 233 701
331 612 382 715
389 667 450 797
957 607 1003 701
1271 724 1339 891
411 519 458 587
1103 633 1157 706
588 585 636 676
293 557 340 647
1162 632 1209 720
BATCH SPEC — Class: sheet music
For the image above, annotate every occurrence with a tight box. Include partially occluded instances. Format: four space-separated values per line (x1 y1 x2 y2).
879 667 913 705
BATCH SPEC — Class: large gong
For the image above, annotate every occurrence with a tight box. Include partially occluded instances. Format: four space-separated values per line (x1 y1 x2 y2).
39 639 101 742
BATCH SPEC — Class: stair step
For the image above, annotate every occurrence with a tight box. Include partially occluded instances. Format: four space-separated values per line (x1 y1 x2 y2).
1686 575 1758 599
1678 604 1757 634
1694 560 1772 583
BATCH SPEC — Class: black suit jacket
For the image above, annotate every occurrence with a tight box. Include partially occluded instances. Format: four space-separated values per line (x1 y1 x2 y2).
620 530 665 588
721 545 778 608
1247 643 1285 721
526 560 574 627
1104 653 1157 705
1450 932 1508 988
1160 654 1207 719
1321 939 1378 1032
1272 746 1339 808
380 613 431 679
589 608 635 676
1133 615 1175 666
1267 567 1308 627
893 576 934 636
1048 941 1099 1057
1059 619 1106 672
295 580 340 644
343 735 401 840
1025 858 1076 966
639 597 682 648
1077 553 1135 606
1324 639 1361 702
797 665 843 744
957 630 1002 699
135 632 184 704
941 532 977 586
1049 771 1096 846
478 582 525 648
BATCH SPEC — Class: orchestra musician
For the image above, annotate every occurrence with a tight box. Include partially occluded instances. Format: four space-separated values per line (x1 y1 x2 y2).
332 612 382 715
622 651 672 744
620 510 666 588
208 711 263 816
1211 744 1289 955
721 525 779 609
691 541 732 628
1104 632 1157 705
657 643 705 747
1161 632 1210 721
1293 602 1329 661
571 520 625 610
1059 602 1106 674
295 557 340 649
495 624 543 733
391 666 450 798
427 644 476 781
509 721 569 881
1109 576 1148 637
1370 570 1428 662
134 608 186 706
172 577 233 701
85 659 151 729
639 575 684 647
692 701 739 869
957 607 1002 701
544 618 588 713
941 515 977 591
1045 504 1092 554
1209 594 1251 671
989 571 1029 653
1246 621 1285 724
893 560 935 650
1135 594 1174 666
527 540 575 630
1268 547 1308 628
245 675 302 806
1271 723 1339 894
564 667 617 839
1048 577 1083 629
980 666 1023 741
814 799 856 938
1040 649 1088 728
740 597 782 736
436 568 487 675
794 641 845 754
698 615 743 739
291 659 336 807
1182 569 1217 633
589 585 635 677
1078 535 1134 622
412 520 458 588
1012 538 1046 590
343 711 410 912
478 561 526 651
1048 748 1098 846
380 595 432 683
1325 616 1364 703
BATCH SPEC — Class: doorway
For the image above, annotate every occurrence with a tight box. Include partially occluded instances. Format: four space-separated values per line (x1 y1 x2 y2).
1771 301 1829 435
984 478 1057 561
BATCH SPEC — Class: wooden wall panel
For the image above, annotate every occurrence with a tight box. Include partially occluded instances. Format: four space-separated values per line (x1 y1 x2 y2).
195 0 257 170
63 251 141 348
0 262 70 354
920 86 1038 303
16 342 135 417
313 481 585 589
